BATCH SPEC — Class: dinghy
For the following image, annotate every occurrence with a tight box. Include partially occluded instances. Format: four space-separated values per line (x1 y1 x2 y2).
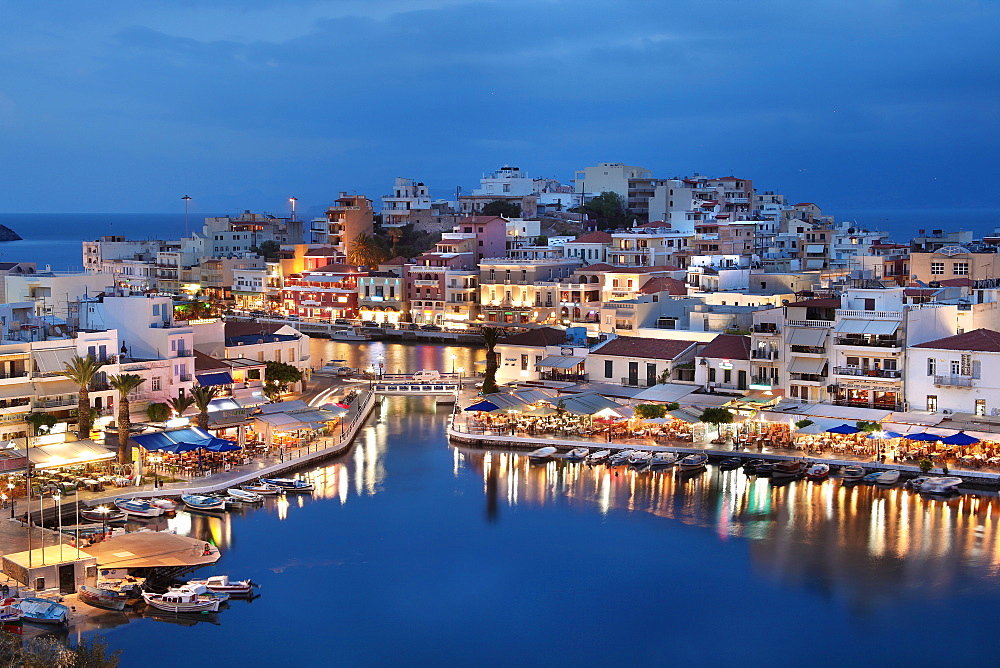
242 481 282 495
186 575 256 597
564 447 590 461
526 447 557 463
142 587 221 613
585 450 611 464
181 493 227 512
227 488 264 503
114 497 165 518
260 478 314 492
876 470 901 486
649 452 678 467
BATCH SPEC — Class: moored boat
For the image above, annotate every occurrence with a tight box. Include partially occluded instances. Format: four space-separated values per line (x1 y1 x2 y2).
330 327 369 341
755 462 775 476
627 451 653 466
806 463 830 480
181 493 227 512
114 497 165 518
742 459 765 474
919 476 963 495
149 497 178 512
564 447 590 461
260 478 315 492
142 587 221 613
650 452 679 467
862 472 882 484
78 585 128 612
876 470 901 486
81 508 127 524
906 476 931 491
242 481 282 495
772 461 806 480
678 453 708 471
585 449 610 464
227 488 264 503
608 449 635 465
526 447 557 463
14 598 69 625
186 575 256 597
719 457 743 469
840 465 866 482
0 599 23 635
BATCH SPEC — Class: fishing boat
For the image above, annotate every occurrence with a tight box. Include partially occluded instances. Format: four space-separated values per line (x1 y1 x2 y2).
742 459 765 474
840 465 866 482
526 447 557 463
920 476 963 495
0 599 23 635
678 453 708 472
81 508 127 524
862 472 882 484
242 481 282 495
14 598 69 625
719 457 743 469
167 582 229 603
650 452 679 467
186 575 256 597
876 470 901 486
227 488 264 503
772 461 806 480
330 327 369 342
260 478 315 492
149 498 178 512
755 462 775 476
806 463 830 480
627 451 653 466
608 449 636 465
114 497 165 518
585 449 610 464
142 587 221 613
78 585 129 612
564 447 590 461
906 476 931 491
181 493 227 512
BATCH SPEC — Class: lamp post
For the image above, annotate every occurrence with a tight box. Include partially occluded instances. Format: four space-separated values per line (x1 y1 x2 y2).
150 454 161 489
53 494 62 562
377 355 384 380
451 354 457 378
289 197 298 222
182 195 191 237
6 482 12 519
457 366 464 391
96 505 110 539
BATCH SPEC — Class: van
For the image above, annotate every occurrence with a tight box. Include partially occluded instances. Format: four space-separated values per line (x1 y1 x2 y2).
412 370 441 382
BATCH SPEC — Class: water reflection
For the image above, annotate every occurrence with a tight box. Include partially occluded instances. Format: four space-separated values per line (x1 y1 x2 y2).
455 447 1000 601
309 339 480 377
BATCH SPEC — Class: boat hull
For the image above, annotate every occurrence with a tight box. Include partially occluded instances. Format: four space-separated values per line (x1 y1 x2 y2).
142 596 220 613
78 586 127 612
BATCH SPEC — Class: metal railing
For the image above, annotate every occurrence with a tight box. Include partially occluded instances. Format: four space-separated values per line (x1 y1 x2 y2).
751 350 778 360
833 366 902 379
751 325 779 334
835 337 901 348
786 319 834 328
934 375 974 387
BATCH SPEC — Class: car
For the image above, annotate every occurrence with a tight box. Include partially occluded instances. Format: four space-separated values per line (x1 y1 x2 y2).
287 314 300 320
404 323 420 331
360 320 379 328
334 318 350 326
412 370 442 381
421 324 442 331
382 322 396 329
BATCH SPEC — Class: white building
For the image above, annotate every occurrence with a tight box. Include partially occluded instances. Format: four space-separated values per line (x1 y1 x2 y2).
382 178 432 228
906 329 1000 416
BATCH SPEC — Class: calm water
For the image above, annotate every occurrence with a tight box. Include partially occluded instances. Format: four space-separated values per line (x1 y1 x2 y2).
78 389 1000 666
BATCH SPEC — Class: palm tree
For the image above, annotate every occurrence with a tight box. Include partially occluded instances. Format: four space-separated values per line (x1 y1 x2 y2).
480 327 503 394
347 232 388 268
190 385 219 430
387 227 403 256
168 394 195 419
61 354 104 439
109 374 145 464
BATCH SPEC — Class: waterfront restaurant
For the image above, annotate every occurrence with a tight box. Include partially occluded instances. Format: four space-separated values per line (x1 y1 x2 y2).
253 401 343 449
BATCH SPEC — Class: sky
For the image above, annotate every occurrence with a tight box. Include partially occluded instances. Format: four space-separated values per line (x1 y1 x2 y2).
1 0 997 217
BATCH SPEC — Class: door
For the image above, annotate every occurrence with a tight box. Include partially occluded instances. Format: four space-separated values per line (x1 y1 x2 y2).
58 564 75 594
738 370 747 390
628 362 638 387
646 363 657 387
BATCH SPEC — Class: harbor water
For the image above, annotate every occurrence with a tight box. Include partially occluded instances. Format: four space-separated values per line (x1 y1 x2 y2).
82 389 1000 666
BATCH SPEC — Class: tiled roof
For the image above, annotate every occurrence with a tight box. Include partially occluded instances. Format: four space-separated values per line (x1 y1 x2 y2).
309 263 362 273
786 297 841 308
591 336 697 360
571 232 613 244
639 276 687 295
581 263 682 274
501 327 567 347
912 329 1000 352
304 247 339 256
224 322 284 338
698 334 751 360
193 350 228 371
939 278 973 287
459 216 507 225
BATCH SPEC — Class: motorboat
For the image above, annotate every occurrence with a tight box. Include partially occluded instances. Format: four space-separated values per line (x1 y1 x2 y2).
242 481 282 495
114 497 165 518
564 447 590 461
920 476 963 495
181 493 228 512
719 457 743 469
166 582 229 603
678 453 709 472
13 598 69 625
771 461 806 480
585 450 611 464
330 328 369 342
742 459 766 474
876 470 901 486
755 462 775 477
906 476 931 491
862 472 883 484
81 508 127 524
260 478 315 492
0 599 23 635
806 463 830 481
78 585 129 612
142 587 221 613
149 497 178 512
526 447 557 463
227 488 264 503
650 452 679 467
608 449 636 465
840 465 866 482
186 575 256 597
627 451 653 466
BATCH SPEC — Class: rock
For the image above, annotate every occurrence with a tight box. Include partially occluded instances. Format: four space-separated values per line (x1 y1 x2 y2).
0 225 22 241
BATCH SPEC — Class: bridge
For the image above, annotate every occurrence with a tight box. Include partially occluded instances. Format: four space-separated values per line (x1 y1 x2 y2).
371 373 462 399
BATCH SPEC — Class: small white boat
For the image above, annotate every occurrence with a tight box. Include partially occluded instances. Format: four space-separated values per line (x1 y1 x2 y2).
678 453 708 471
186 575 256 597
608 449 636 465
149 497 178 512
564 447 590 461
181 493 227 512
227 488 264 503
907 476 931 491
840 465 866 482
527 446 557 462
649 452 678 467
627 451 653 465
142 586 221 613
920 476 963 495
876 470 901 486
114 497 165 518
806 463 830 480
242 481 282 495
330 328 369 341
585 449 611 464
13 598 69 625
260 478 314 493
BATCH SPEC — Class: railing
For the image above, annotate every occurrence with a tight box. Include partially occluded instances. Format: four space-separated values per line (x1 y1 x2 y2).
833 366 902 378
175 350 193 358
89 382 111 392
750 377 775 386
751 325 779 334
751 350 778 360
790 345 826 354
834 337 901 348
834 399 902 411
34 398 77 408
934 375 974 387
620 377 654 388
789 373 827 382
0 372 28 380
539 372 588 383
786 319 834 328
180 374 193 382
837 310 904 319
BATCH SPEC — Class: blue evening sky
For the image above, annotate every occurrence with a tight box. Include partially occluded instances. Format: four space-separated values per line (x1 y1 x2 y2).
1 0 997 215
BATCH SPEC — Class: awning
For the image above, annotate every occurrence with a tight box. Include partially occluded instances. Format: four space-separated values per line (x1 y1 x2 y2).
863 320 899 336
632 383 698 403
802 404 892 421
31 348 77 374
795 418 844 435
789 357 826 374
131 426 238 452
835 320 868 334
535 355 585 369
207 397 242 412
13 441 115 469
668 409 702 424
806 245 825 253
259 400 311 414
32 378 79 396
0 384 33 400
787 328 827 347
805 259 825 269
195 371 234 387
254 413 310 431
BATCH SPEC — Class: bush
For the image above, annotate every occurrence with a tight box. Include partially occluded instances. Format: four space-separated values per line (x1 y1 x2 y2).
795 419 814 429
634 404 668 419
918 458 933 474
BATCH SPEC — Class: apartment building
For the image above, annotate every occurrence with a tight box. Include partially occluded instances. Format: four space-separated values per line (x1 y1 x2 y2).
326 193 376 258
586 336 699 388
358 259 406 325
694 334 752 394
282 264 365 321
478 258 580 324
909 246 1000 284
382 178 432 227
906 329 1000 415
458 166 538 218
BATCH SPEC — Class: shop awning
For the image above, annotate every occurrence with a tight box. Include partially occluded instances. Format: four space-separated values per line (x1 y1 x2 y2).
789 357 826 374
0 384 33 400
633 383 698 403
14 441 115 469
795 418 844 435
535 355 585 369
787 328 827 347
131 426 237 452
254 413 310 431
668 409 702 424
31 348 77 374
195 371 234 387
801 405 892 422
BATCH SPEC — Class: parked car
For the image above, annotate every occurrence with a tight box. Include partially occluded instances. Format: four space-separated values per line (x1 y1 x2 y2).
360 320 379 328
412 370 442 381
421 324 442 331
404 323 420 330
334 318 350 325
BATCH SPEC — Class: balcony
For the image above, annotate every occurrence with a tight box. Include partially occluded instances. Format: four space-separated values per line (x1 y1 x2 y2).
790 345 826 355
934 375 974 387
751 325 779 334
620 377 654 388
413 280 439 287
180 374 193 382
834 399 901 411
789 372 827 384
837 310 903 320
34 397 77 409
787 319 834 328
833 367 902 379
0 371 28 381
750 377 775 387
835 337 901 349
751 350 778 360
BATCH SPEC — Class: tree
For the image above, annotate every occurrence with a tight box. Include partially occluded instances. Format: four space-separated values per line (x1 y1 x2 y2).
265 361 303 394
535 235 549 246
109 374 145 465
665 402 680 411
24 412 57 444
795 419 815 430
699 407 734 436
634 404 669 419
146 402 170 424
0 629 121 667
347 232 389 267
481 200 521 218
254 240 281 261
856 421 880 432
918 458 933 474
480 327 503 394
190 385 219 430
577 191 628 230
388 227 404 256
168 395 195 418
62 354 104 439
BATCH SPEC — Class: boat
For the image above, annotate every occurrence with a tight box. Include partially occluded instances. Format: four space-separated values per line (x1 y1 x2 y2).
149 497 178 512
114 497 165 518
564 447 590 461
227 488 264 503
78 585 129 612
742 459 765 474
186 575 256 597
81 508 127 524
242 481 282 495
608 449 636 465
13 597 69 625
181 493 227 512
330 327 369 342
650 452 679 467
920 476 963 495
166 582 229 603
585 450 611 464
806 463 830 480
772 461 806 480
719 457 743 469
0 599 23 635
755 462 775 476
840 465 866 482
678 453 708 471
862 472 882 484
142 587 221 613
93 577 145 607
876 470 901 486
627 451 653 466
907 476 931 491
260 478 315 492
526 447 557 463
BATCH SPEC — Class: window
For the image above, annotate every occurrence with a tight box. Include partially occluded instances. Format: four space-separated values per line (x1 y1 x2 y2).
953 262 969 276
520 354 528 371
976 399 986 416
950 360 960 376
151 377 161 391
927 358 935 376
723 369 732 384
604 360 613 379
709 368 716 383
926 395 938 412
863 299 875 311
961 354 972 376
930 262 944 275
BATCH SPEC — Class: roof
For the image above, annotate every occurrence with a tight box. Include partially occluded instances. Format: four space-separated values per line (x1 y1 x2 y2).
939 278 973 287
571 231 613 244
912 328 1000 353
590 336 697 360
224 322 283 338
698 334 751 360
459 216 507 225
786 297 841 308
304 247 339 256
226 332 298 347
310 263 362 274
580 263 682 274
501 327 567 347
194 350 229 371
639 276 687 296
794 202 817 207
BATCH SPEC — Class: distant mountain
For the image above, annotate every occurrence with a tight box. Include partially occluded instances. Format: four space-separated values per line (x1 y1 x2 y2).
0 225 22 241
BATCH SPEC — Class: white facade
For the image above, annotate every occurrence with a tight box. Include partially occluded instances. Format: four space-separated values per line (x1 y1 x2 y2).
573 163 652 200
471 165 535 197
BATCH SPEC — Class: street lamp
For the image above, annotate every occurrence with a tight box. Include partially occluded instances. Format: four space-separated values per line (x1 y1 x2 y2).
150 454 161 489
457 366 464 391
450 354 457 377
96 505 110 539
289 197 298 221
377 355 384 380
6 482 12 519
53 494 62 561
182 195 191 237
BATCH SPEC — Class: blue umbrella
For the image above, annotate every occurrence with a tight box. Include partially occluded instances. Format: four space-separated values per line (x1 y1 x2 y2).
905 432 941 442
203 439 240 452
826 423 861 435
941 430 980 446
465 400 500 412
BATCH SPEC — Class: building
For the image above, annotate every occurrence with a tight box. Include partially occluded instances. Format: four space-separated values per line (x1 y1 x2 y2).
573 163 655 220
282 264 365 321
382 178 432 227
909 246 1000 284
326 194 376 259
694 334 752 393
358 259 406 325
586 336 699 388
478 258 580 324
459 166 538 218
906 329 1000 415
